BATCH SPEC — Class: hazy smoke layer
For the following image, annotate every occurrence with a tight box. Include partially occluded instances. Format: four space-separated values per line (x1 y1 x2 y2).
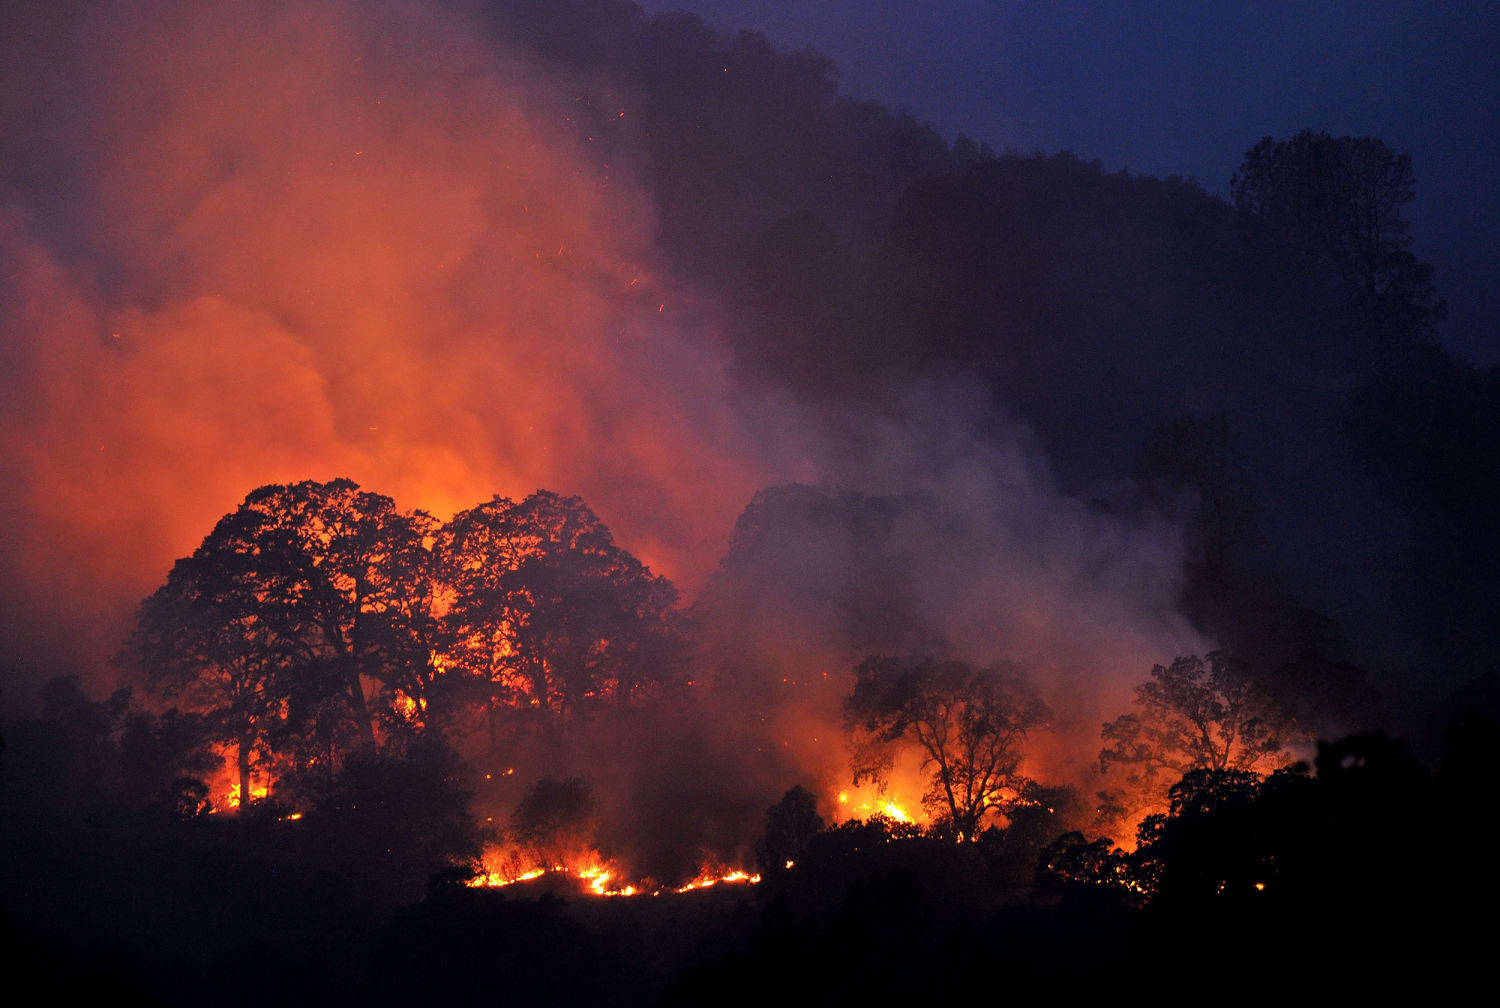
695 384 1206 795
0 0 785 689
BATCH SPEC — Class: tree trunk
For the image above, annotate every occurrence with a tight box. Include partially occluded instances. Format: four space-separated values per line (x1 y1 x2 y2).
347 662 376 748
238 734 253 814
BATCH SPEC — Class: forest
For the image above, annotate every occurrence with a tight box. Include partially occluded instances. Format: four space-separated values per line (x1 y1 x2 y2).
1 0 1496 1003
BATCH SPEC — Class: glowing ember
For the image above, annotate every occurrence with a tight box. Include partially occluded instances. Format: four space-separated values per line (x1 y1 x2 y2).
392 690 420 722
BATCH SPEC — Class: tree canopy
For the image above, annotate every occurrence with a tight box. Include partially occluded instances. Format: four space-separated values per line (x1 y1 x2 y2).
1097 653 1300 829
1232 129 1444 346
123 480 686 804
755 784 826 875
121 506 297 807
437 491 684 740
845 657 1050 840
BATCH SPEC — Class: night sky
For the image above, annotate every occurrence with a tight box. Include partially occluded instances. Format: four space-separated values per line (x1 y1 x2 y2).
642 0 1499 363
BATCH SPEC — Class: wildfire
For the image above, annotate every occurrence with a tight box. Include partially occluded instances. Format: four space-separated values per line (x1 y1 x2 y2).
224 781 268 809
577 864 638 897
673 868 761 894
465 848 759 898
392 690 421 722
470 866 547 888
834 784 919 825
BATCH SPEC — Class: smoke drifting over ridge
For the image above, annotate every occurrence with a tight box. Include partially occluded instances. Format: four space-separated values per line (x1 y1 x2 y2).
0 0 1202 839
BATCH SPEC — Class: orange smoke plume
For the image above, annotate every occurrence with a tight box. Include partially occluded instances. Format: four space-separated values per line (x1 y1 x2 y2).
0 0 783 685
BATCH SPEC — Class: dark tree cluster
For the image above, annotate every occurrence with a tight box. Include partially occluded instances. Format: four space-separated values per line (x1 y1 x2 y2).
118 479 685 811
702 719 1496 1002
1037 722 1498 989
845 657 1050 841
1096 652 1301 831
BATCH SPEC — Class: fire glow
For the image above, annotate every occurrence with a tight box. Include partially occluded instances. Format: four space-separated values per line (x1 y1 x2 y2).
465 851 761 898
835 785 921 826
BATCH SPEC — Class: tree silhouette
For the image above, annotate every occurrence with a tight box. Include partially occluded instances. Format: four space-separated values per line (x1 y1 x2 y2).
845 657 1049 840
230 480 436 749
754 784 825 874
436 491 683 745
1137 413 1255 617
1232 129 1444 346
300 729 489 900
1034 831 1138 906
122 514 296 807
508 777 600 871
117 707 221 816
123 480 435 802
1098 653 1299 830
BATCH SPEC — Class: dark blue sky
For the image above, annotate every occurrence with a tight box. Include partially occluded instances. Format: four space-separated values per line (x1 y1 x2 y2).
641 1 1498 362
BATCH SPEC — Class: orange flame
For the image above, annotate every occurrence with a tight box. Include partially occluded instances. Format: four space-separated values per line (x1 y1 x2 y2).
466 845 759 897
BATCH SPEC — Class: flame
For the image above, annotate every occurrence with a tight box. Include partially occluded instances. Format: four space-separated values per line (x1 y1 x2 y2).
469 867 546 888
674 868 761 893
223 779 268 810
576 864 637 898
833 783 923 826
465 845 758 897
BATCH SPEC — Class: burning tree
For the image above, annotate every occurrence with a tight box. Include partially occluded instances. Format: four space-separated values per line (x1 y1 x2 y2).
436 491 684 745
1097 653 1300 829
230 480 437 750
122 508 296 809
508 777 601 872
844 657 1050 841
123 480 438 803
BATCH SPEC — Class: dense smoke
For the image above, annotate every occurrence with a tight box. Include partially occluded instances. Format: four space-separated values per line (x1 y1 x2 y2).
0 0 789 690
0 0 1205 872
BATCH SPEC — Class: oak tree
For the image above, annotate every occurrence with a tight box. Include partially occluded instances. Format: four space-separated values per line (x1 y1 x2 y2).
436 491 683 745
1232 129 1444 345
1098 652 1299 829
845 657 1050 841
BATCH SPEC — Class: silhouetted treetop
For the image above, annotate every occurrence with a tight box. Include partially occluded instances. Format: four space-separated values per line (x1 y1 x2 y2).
755 784 825 875
436 491 684 735
846 656 1049 841
1233 129 1444 346
1098 653 1300 832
